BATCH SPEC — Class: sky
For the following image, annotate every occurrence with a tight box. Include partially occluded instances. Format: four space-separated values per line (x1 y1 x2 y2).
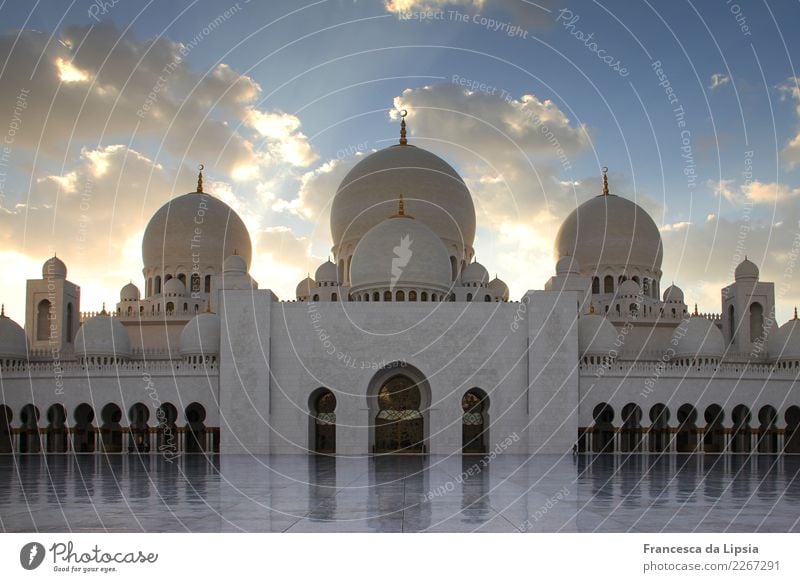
0 0 799 325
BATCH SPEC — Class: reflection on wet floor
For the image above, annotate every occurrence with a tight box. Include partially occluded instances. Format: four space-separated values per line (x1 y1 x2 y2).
1 454 799 532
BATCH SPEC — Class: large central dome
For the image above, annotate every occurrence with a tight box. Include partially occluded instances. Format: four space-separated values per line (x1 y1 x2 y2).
331 144 476 282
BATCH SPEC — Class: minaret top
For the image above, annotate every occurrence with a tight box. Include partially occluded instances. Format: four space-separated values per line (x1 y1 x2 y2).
197 164 204 193
399 109 408 145
602 166 609 196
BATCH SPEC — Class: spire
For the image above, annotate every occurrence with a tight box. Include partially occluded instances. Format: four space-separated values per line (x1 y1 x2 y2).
101 302 107 316
693 303 698 316
399 109 408 145
794 306 798 320
601 166 609 196
197 164 204 193
391 193 413 218
0 304 5 318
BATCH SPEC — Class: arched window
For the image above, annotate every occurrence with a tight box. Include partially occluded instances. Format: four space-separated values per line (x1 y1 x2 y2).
155 275 162 294
484 294 491 302
66 302 74 343
409 290 417 301
204 274 212 293
421 292 428 301
396 290 405 301
177 273 186 286
450 256 458 281
191 273 201 295
312 294 319 302
36 299 51 341
431 294 437 301
728 304 735 343
592 277 600 294
310 389 336 455
331 293 338 301
147 277 152 297
750 302 764 343
604 275 614 294
364 294 369 302
466 293 473 301
166 302 174 313
373 292 380 302
384 290 392 301
462 389 489 454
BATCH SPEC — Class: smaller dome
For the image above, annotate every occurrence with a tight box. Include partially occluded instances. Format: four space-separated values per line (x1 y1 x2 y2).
42 256 67 279
180 312 221 356
315 260 339 284
617 279 641 297
223 254 247 275
578 314 617 357
771 314 800 361
489 276 509 301
296 276 316 299
74 315 131 358
120 282 140 302
735 258 759 282
163 278 186 297
0 311 27 359
662 284 684 303
461 261 489 285
555 255 581 276
671 316 725 359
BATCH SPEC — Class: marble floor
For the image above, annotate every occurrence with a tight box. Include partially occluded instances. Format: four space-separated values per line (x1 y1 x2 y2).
1 453 799 532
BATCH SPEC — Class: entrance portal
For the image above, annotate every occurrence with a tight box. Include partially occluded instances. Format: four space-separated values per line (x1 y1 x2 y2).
374 375 424 454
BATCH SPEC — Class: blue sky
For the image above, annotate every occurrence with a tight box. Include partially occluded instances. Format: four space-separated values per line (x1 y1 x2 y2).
0 0 799 323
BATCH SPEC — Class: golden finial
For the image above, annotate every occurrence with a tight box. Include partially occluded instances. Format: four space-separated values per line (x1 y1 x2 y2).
391 193 413 218
693 303 698 316
0 304 5 318
197 164 204 193
602 166 609 196
794 306 798 320
589 302 595 314
399 109 408 145
101 302 107 315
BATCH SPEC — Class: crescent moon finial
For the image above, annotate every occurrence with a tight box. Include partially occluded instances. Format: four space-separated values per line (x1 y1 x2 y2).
197 164 204 193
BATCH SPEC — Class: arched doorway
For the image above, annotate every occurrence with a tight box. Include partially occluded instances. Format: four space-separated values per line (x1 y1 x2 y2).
46 404 68 453
676 404 698 452
185 402 206 453
128 403 150 453
101 403 123 453
731 405 751 453
73 404 95 452
757 405 778 453
703 404 725 452
620 403 642 452
372 371 427 454
462 388 489 454
19 404 41 453
156 403 178 453
592 403 615 453
785 406 800 453
0 405 13 453
310 388 336 455
648 404 670 452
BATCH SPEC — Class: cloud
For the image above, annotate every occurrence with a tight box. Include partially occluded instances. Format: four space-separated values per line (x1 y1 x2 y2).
777 76 800 169
708 73 730 90
0 22 315 181
709 178 800 205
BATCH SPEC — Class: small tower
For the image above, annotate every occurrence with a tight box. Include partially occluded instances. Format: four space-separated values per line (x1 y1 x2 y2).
722 257 775 357
25 256 80 352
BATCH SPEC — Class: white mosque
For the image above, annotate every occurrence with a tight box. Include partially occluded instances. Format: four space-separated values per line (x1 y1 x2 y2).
1 115 800 457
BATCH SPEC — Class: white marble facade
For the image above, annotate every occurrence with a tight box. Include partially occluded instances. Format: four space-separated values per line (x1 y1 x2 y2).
1 128 800 457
